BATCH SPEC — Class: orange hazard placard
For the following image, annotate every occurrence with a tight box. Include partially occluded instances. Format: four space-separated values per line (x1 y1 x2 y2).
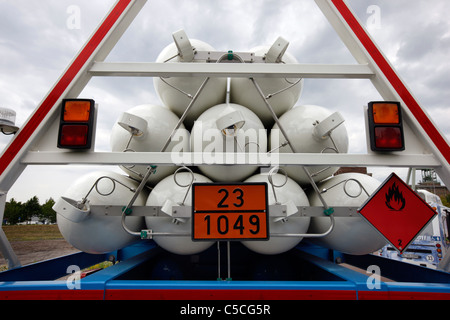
192 183 269 241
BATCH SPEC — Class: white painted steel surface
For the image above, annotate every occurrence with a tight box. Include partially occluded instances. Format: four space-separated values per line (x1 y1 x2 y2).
229 44 303 127
145 172 214 255
55 171 147 254
190 103 267 182
270 105 349 186
153 38 227 128
242 173 310 255
110 104 190 185
307 172 387 255
89 62 374 79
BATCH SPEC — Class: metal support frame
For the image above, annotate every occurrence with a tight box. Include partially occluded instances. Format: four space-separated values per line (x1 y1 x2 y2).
19 151 440 168
314 0 450 185
0 0 148 269
0 0 450 272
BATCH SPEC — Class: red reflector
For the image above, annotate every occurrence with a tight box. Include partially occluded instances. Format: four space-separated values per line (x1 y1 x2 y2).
60 125 88 146
374 127 403 149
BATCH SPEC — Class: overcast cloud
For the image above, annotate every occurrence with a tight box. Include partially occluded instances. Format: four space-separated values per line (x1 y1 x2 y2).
0 0 449 202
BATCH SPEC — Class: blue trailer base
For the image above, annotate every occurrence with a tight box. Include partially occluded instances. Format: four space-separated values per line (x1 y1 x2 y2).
0 241 449 300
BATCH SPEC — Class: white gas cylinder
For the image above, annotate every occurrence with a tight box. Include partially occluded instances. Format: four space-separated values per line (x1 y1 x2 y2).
145 171 214 255
153 31 227 128
230 38 303 127
190 103 267 182
55 171 147 254
307 173 387 255
241 172 310 255
110 104 190 185
270 105 349 186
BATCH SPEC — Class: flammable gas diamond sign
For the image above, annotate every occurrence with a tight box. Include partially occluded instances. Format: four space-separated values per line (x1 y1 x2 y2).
358 173 437 253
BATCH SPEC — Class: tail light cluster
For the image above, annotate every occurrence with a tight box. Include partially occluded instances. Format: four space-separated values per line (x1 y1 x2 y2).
58 99 95 149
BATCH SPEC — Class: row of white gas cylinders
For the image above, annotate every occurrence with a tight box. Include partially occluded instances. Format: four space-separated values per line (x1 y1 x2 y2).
111 33 348 186
56 169 386 256
153 35 303 129
109 102 349 186
55 33 387 257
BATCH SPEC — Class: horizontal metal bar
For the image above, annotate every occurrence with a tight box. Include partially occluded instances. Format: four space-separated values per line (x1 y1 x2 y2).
88 205 361 218
89 62 374 79
142 219 335 239
22 151 441 168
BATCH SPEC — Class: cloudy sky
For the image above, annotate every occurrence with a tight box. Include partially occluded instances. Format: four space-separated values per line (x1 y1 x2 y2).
0 0 449 203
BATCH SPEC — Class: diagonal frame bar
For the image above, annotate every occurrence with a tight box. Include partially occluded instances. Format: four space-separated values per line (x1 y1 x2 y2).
315 0 450 271
0 0 147 192
0 0 147 269
315 0 450 186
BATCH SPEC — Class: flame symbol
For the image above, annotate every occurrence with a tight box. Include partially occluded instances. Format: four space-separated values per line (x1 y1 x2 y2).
385 182 406 211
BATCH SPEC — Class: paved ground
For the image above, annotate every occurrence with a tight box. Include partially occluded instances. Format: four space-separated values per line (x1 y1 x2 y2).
0 239 80 269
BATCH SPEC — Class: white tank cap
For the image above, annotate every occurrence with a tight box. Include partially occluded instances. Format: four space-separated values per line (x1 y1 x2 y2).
265 36 289 63
172 29 195 62
313 111 345 140
118 112 148 137
215 110 245 136
53 196 90 223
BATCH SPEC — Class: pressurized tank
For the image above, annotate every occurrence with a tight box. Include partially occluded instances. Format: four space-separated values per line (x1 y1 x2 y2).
229 38 303 127
241 172 310 255
190 103 267 182
307 173 387 255
153 31 227 129
55 171 147 254
145 171 215 255
270 105 349 186
110 104 190 185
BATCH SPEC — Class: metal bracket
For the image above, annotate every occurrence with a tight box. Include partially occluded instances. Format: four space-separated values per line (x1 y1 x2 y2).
194 51 264 63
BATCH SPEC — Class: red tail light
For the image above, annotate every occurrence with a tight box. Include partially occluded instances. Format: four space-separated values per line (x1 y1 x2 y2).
368 101 405 152
58 99 95 149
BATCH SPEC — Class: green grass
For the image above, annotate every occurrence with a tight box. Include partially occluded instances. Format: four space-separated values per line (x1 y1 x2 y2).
2 224 64 241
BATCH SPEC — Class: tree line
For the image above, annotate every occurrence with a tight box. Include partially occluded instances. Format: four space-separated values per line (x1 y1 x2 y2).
3 197 56 225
